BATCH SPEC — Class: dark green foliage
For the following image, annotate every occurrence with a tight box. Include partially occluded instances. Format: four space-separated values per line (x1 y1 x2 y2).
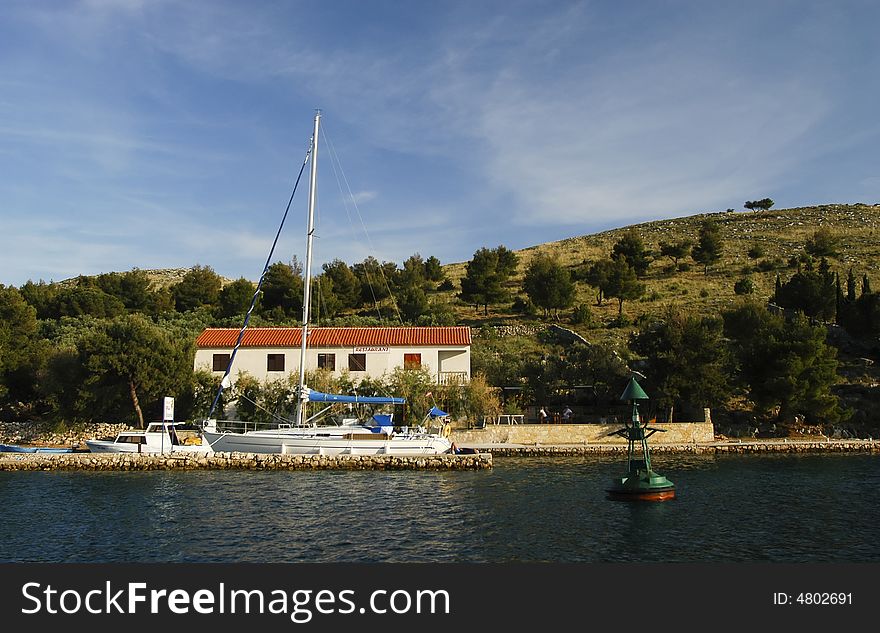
723 302 845 424
352 256 395 305
458 246 518 315
511 296 537 316
321 259 361 310
602 258 645 316
691 220 724 275
630 310 731 418
77 314 195 427
19 281 59 320
583 259 615 305
389 253 436 322
0 285 39 406
734 277 755 295
424 256 444 282
847 268 857 302
744 198 774 212
396 283 429 323
437 278 455 292
259 261 303 319
171 265 222 312
95 269 158 313
571 304 593 326
415 300 457 326
804 227 840 258
658 239 692 267
522 253 575 320
747 244 765 260
54 286 126 318
611 230 652 277
218 278 257 318
775 258 836 321
521 342 630 409
839 289 880 339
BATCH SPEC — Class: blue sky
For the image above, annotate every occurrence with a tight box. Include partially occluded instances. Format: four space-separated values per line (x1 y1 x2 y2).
2 0 879 286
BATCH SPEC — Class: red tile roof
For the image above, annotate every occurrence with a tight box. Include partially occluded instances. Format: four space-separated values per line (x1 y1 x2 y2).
196 326 472 348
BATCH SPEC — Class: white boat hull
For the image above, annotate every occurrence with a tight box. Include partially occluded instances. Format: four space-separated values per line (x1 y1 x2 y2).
85 440 211 454
202 430 452 456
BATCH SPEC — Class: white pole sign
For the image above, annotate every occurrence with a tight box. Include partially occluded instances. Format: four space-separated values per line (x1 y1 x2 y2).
163 397 175 421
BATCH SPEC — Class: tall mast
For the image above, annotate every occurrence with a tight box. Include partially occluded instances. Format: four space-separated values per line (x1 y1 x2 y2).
296 110 320 426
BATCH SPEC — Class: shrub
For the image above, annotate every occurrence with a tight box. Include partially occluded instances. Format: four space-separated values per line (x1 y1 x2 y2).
734 277 756 295
571 304 593 325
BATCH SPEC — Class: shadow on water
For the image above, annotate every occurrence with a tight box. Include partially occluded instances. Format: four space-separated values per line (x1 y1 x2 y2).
1 453 877 563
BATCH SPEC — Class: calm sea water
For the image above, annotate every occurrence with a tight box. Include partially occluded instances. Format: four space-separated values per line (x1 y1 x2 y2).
1 453 877 563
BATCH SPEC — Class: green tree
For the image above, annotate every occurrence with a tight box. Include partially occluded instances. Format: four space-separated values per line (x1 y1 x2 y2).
458 246 518 315
691 220 724 275
352 256 395 305
744 198 774 212
522 253 575 320
584 259 615 306
53 285 126 319
322 259 361 310
723 302 844 423
659 239 693 267
630 310 731 421
259 261 303 320
612 230 652 277
804 227 840 258
18 280 60 320
0 285 39 405
775 258 836 321
96 269 158 313
846 268 857 302
602 258 645 317
424 256 444 283
171 265 222 312
78 314 194 428
218 278 257 318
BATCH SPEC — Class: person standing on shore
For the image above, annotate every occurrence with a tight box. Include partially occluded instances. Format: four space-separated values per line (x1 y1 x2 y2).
539 407 548 424
562 406 573 423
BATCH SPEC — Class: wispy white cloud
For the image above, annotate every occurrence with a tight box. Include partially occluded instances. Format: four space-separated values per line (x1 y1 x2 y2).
1 1 878 284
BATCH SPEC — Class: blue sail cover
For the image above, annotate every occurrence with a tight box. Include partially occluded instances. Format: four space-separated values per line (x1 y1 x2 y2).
372 414 393 428
307 390 405 405
428 406 448 418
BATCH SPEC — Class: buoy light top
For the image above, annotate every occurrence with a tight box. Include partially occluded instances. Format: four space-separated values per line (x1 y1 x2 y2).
620 377 649 402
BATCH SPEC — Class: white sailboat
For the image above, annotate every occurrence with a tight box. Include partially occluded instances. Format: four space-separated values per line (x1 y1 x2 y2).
201 111 453 456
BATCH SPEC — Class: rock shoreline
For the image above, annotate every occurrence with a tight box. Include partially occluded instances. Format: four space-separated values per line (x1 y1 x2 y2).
474 439 880 456
0 451 493 471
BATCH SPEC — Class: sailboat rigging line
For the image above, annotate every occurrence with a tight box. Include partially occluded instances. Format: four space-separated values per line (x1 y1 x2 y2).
236 393 293 426
321 125 403 325
205 140 313 421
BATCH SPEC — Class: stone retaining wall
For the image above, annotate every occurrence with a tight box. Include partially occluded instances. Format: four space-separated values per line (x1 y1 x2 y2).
0 421 130 447
451 422 715 445
0 451 492 471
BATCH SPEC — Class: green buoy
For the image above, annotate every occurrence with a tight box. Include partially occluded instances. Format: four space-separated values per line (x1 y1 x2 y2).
606 377 676 501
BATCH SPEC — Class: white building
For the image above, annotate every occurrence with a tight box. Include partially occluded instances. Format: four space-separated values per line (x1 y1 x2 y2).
194 326 471 385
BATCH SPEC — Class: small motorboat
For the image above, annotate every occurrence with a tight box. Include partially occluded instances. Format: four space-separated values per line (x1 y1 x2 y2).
0 444 75 454
85 422 210 454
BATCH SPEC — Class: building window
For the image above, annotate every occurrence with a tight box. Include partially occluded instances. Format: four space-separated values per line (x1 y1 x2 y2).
318 353 336 371
267 354 285 372
404 353 422 370
212 354 230 372
348 353 366 372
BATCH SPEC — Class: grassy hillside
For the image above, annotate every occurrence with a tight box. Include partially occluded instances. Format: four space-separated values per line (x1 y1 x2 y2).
439 203 880 339
437 203 880 435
